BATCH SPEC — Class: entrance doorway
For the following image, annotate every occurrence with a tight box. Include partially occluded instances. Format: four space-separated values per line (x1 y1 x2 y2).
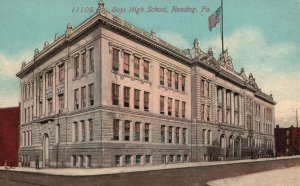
43 133 49 167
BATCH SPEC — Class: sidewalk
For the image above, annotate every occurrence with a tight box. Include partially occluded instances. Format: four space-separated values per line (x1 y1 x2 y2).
207 166 300 186
1 156 299 176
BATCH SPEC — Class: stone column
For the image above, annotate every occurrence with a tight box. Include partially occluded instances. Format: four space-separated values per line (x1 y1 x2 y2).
119 51 123 73
42 73 46 115
64 60 68 112
140 122 144 142
179 128 183 144
33 77 36 118
130 88 134 110
215 84 218 123
119 85 124 108
239 94 242 126
222 88 226 123
130 121 134 141
231 92 234 125
172 127 176 144
52 67 56 114
165 125 168 143
119 120 124 141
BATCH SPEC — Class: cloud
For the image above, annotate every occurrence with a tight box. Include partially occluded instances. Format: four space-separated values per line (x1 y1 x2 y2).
202 26 299 128
0 51 32 79
157 31 190 49
0 51 32 107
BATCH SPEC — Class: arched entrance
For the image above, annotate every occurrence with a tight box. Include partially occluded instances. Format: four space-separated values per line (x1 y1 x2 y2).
43 133 49 167
229 135 234 157
235 137 242 157
220 134 226 157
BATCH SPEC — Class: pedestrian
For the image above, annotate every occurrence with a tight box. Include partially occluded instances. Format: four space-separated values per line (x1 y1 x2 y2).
35 156 39 169
4 160 7 169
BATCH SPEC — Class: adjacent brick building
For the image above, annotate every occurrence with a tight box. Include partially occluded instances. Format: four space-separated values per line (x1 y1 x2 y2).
0 106 20 167
275 125 300 156
16 1 276 168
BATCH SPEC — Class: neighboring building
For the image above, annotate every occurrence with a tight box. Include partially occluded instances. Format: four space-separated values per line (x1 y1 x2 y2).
275 125 300 156
16 1 276 168
0 106 20 167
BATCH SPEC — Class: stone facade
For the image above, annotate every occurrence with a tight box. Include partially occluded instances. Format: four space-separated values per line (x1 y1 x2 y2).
16 1 275 168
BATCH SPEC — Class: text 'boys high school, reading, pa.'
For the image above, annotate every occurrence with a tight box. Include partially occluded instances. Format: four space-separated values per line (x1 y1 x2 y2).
16 1 276 168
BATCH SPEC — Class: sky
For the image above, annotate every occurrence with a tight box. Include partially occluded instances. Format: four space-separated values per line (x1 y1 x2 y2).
0 0 299 127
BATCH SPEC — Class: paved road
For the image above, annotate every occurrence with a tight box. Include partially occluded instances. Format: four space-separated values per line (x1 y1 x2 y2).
0 157 299 186
207 166 300 186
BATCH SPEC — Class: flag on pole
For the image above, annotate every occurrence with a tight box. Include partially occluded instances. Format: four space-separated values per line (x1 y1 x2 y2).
208 6 222 31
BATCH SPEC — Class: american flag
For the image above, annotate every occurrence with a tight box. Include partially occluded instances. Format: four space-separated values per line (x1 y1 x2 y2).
208 6 222 31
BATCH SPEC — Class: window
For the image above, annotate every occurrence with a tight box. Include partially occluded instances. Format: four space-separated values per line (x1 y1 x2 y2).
47 71 53 87
79 155 84 167
207 81 210 97
207 105 211 121
48 99 53 115
59 95 64 110
88 83 94 106
81 120 86 141
168 126 173 143
207 130 211 145
202 129 206 145
144 123 150 142
170 155 175 163
82 52 86 74
160 96 165 114
201 104 205 120
115 155 121 166
145 155 151 164
24 108 27 124
74 122 78 142
182 102 186 118
175 73 179 90
161 125 165 142
136 155 142 165
168 98 172 116
124 87 130 107
176 127 180 143
162 155 167 163
39 75 43 91
88 119 93 141
133 56 140 77
135 122 140 141
200 79 205 96
59 64 64 82
86 155 91 168
74 55 79 77
112 48 119 71
160 67 165 86
144 92 149 111
181 75 186 92
81 86 86 108
182 128 187 144
125 155 131 165
74 89 79 110
113 119 119 140
234 94 239 125
183 155 188 162
112 83 119 105
175 100 179 117
89 48 94 72
124 121 130 141
134 89 140 109
123 52 130 74
175 155 181 162
39 101 43 115
71 155 76 167
144 60 149 80
167 70 172 88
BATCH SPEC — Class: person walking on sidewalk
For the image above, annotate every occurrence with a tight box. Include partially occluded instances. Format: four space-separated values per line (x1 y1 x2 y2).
35 156 39 169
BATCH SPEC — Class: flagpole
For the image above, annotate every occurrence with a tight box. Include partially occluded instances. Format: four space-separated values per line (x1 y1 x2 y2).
221 0 224 53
